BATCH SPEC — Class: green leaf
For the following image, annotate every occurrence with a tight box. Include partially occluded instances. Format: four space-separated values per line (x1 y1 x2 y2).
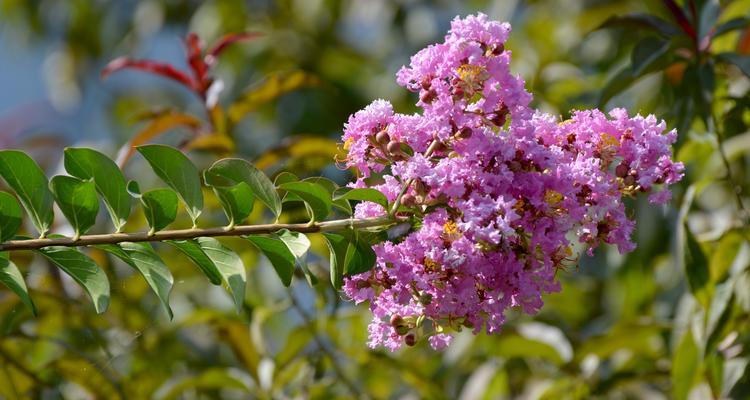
97 243 174 319
37 246 110 313
713 17 750 37
0 150 54 236
50 176 99 239
0 252 36 315
196 237 246 312
278 181 332 222
684 224 712 308
64 148 131 232
595 13 681 37
0 191 22 243
631 37 671 76
698 0 720 40
166 239 223 285
137 144 203 226
343 230 377 276
246 235 295 286
203 171 254 227
205 158 281 218
599 67 636 108
276 229 316 285
672 330 700 400
128 181 178 233
303 177 352 215
333 187 388 209
322 232 347 289
716 52 750 79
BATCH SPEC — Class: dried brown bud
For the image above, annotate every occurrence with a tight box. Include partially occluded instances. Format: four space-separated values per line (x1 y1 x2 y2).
420 89 437 104
404 333 417 346
456 127 472 139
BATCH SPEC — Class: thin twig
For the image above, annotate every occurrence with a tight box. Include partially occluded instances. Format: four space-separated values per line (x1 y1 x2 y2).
288 292 366 399
0 216 397 252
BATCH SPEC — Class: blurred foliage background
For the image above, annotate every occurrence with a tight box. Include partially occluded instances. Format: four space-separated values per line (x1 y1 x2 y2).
0 0 749 398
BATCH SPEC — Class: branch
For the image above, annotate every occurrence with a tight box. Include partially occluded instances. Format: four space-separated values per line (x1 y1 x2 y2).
0 216 397 251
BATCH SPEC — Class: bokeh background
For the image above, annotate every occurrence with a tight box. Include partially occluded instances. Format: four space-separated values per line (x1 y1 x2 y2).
1 0 749 398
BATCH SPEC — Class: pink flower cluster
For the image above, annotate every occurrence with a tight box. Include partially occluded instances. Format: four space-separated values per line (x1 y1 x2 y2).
339 14 684 350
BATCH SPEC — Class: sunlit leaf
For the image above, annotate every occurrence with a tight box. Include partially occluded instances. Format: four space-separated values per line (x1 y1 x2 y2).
229 71 320 123
0 252 36 315
37 246 110 313
204 167 255 227
246 235 295 286
137 144 203 226
116 111 202 166
0 150 54 237
205 158 281 218
304 177 352 215
50 176 99 239
278 181 331 222
0 191 22 243
716 52 750 78
333 187 388 209
128 181 178 233
672 330 700 400
64 148 131 232
276 229 316 285
197 237 246 312
185 133 235 154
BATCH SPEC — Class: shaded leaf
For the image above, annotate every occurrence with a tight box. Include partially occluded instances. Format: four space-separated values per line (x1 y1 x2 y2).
137 144 203 225
0 191 22 243
684 224 712 308
128 181 178 233
50 176 99 239
166 239 223 285
97 242 174 319
698 0 720 41
672 330 700 400
0 150 54 237
322 232 347 289
631 37 671 76
246 235 295 286
278 181 331 222
64 147 131 231
205 158 281 218
204 168 254 227
713 17 750 38
595 13 681 37
37 246 110 313
716 52 750 78
0 252 36 315
196 237 246 312
304 177 352 215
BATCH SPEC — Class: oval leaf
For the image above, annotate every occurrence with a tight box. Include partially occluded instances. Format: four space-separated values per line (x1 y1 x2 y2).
205 158 281 218
0 191 22 243
276 229 316 285
50 176 99 239
196 237 246 312
137 144 203 226
278 181 331 222
97 243 174 319
142 189 179 234
166 239 223 285
204 171 255 227
64 148 131 232
246 235 295 287
333 187 388 209
0 252 36 315
684 224 712 309
322 232 348 289
304 177 352 215
37 246 110 313
0 150 54 237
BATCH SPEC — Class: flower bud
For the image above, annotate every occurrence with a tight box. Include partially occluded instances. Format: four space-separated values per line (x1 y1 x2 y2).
615 163 629 178
386 141 403 156
390 314 404 327
404 333 416 346
402 194 416 207
375 130 390 144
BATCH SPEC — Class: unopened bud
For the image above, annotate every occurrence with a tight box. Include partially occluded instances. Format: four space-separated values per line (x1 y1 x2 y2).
623 175 636 186
390 314 404 327
375 130 390 144
404 333 417 346
387 140 402 154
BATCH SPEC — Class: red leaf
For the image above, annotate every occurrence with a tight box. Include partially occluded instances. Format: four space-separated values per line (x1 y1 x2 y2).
101 57 199 92
184 33 209 84
662 0 698 40
206 32 263 61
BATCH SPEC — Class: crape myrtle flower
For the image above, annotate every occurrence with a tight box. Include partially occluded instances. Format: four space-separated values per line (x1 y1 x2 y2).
339 13 684 350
